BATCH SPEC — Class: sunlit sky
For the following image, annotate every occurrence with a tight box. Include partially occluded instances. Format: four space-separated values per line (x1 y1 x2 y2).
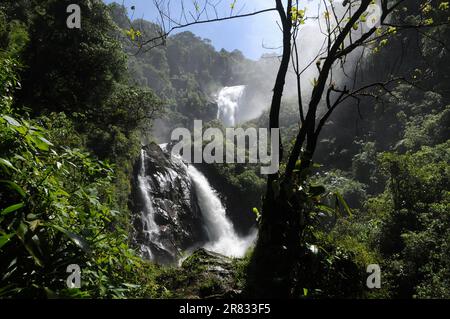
103 0 321 60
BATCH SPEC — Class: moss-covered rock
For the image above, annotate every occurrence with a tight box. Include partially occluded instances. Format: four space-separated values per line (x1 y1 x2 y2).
158 248 245 298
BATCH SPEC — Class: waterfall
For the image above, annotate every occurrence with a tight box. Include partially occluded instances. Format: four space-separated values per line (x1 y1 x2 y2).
137 149 169 260
187 165 256 258
136 145 256 262
217 85 246 127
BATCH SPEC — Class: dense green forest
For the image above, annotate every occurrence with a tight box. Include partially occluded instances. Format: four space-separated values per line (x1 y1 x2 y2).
0 0 449 299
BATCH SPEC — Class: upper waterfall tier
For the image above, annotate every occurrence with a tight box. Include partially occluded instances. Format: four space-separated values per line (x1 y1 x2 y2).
216 85 246 127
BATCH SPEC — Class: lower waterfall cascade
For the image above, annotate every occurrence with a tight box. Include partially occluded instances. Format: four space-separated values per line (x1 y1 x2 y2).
187 165 256 258
136 144 256 263
136 149 171 260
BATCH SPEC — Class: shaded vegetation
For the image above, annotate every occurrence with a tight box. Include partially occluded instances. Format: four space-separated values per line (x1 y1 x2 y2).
0 0 163 298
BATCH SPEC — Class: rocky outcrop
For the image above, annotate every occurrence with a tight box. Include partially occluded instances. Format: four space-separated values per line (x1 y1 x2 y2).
159 248 243 298
131 143 208 264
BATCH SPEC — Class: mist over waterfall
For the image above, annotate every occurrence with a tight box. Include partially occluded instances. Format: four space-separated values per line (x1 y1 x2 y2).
187 165 256 258
217 86 246 127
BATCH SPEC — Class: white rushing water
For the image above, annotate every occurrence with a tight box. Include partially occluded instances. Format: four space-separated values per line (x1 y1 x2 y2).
137 149 169 259
187 165 256 258
138 145 256 260
217 85 246 127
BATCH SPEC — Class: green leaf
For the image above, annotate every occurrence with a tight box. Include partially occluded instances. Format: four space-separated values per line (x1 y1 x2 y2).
31 135 52 151
0 158 16 171
37 136 53 147
11 124 27 135
252 207 261 222
26 213 39 220
0 180 26 197
51 225 91 253
13 154 26 162
122 283 140 289
0 233 14 249
2 115 21 127
317 204 335 216
335 192 352 216
1 202 24 216
0 284 15 297
53 189 70 197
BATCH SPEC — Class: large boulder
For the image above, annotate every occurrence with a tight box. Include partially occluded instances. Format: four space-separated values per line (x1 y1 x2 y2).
158 248 243 299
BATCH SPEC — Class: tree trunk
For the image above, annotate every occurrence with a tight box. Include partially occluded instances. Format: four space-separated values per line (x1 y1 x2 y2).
245 0 302 298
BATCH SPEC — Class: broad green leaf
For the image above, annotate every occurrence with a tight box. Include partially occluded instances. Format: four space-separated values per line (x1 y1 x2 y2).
13 154 26 161
0 233 14 249
1 202 24 215
2 115 21 127
0 158 16 171
38 136 54 147
11 125 27 135
31 136 50 151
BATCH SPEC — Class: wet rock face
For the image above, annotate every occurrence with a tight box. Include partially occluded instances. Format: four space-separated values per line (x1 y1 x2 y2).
132 143 208 264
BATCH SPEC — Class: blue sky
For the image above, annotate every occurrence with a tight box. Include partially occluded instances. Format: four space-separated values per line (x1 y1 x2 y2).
104 0 319 60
